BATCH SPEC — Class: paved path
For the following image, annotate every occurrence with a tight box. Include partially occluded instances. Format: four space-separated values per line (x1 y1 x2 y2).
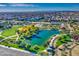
0 35 17 42
0 45 33 56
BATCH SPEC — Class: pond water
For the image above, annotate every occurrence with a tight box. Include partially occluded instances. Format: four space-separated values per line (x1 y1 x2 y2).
26 29 60 46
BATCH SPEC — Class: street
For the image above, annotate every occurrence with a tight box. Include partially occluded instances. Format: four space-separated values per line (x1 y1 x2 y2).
0 45 32 56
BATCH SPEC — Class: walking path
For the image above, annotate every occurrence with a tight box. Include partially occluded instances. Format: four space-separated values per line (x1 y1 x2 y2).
0 35 17 42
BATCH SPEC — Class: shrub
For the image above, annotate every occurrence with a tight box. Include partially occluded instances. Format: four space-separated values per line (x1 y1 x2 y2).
25 44 31 50
33 45 40 50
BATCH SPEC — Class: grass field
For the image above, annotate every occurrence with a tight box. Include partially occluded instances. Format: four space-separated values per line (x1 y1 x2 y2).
55 34 71 47
1 25 22 37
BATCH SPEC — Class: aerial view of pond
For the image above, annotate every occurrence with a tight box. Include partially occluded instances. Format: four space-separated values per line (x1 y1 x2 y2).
26 29 60 46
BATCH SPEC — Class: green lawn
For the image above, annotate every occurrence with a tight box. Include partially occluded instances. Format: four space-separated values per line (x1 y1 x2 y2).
0 35 5 40
55 34 71 47
1 25 21 37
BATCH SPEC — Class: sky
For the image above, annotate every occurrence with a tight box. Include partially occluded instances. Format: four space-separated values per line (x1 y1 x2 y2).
0 3 79 12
